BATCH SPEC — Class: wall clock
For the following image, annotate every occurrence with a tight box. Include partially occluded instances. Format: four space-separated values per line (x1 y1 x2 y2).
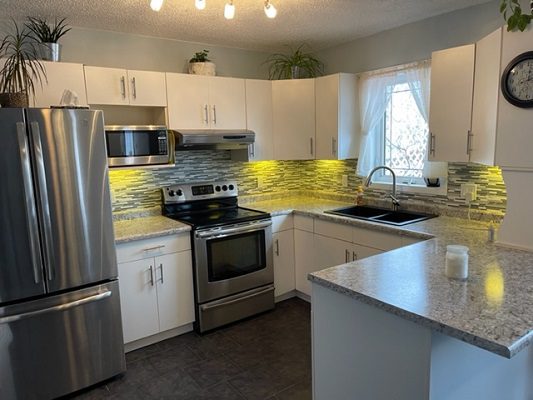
501 51 533 108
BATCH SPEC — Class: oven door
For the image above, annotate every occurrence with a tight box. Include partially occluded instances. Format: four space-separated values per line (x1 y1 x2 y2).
193 219 273 303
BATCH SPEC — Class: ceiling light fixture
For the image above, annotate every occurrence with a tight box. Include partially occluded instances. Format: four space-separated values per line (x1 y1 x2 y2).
195 0 206 10
150 0 164 11
224 1 236 20
264 0 277 18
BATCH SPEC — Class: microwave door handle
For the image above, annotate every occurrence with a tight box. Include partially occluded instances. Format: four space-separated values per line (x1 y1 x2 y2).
16 123 43 284
29 122 55 282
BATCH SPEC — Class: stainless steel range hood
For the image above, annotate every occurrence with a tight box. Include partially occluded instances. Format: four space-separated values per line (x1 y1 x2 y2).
173 129 255 150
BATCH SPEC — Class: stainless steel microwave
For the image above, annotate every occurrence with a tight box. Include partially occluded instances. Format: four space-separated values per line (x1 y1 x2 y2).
105 125 173 167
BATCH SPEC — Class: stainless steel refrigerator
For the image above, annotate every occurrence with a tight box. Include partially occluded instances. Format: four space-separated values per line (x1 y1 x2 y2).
0 108 126 400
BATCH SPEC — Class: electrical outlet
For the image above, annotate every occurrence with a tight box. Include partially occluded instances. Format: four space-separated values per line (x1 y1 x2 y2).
461 183 477 203
341 175 348 187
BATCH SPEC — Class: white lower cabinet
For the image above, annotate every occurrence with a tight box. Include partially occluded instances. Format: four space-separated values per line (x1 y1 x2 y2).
273 230 295 297
294 228 315 296
116 234 194 344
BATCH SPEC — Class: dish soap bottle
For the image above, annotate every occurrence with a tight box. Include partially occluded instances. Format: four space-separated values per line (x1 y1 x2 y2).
356 185 364 206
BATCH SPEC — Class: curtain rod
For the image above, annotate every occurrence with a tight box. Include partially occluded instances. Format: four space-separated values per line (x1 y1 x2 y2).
357 59 430 78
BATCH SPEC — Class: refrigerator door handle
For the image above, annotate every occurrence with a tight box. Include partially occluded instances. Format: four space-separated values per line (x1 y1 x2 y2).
29 122 55 282
0 290 112 324
16 122 43 284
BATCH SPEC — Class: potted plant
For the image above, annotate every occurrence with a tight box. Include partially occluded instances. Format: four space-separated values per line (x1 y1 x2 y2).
25 17 71 62
188 49 216 76
500 0 533 31
264 44 325 80
0 20 47 107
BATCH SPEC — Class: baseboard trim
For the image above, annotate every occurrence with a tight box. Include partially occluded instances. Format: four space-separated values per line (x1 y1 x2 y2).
124 323 194 353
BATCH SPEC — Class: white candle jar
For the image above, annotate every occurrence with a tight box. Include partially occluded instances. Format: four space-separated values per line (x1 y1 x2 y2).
445 245 469 280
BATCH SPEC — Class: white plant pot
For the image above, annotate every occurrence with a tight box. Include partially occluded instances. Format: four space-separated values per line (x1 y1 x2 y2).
188 62 216 76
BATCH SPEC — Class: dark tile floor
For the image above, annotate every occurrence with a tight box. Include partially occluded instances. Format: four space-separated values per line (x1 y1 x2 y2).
71 298 312 400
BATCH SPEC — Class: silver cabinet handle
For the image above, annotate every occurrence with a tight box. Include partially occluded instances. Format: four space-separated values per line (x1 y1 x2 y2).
120 76 126 99
466 130 473 156
352 251 358 261
249 143 255 158
131 77 137 99
158 263 164 284
212 105 217 125
16 123 43 284
332 137 337 156
149 265 155 286
345 249 350 263
429 133 436 157
29 122 55 282
143 245 165 252
310 137 314 156
0 291 112 324
275 239 280 256
204 104 209 125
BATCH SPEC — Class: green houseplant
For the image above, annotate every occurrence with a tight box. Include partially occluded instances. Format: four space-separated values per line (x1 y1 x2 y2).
500 0 533 31
264 44 324 80
25 17 71 62
188 49 216 76
0 20 47 107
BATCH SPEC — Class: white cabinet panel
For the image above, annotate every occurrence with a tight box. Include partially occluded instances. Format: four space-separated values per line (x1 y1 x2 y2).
245 79 274 161
314 235 354 268
166 73 210 129
85 66 129 105
116 234 190 264
272 79 316 160
294 228 315 296
352 226 402 251
128 70 167 106
272 214 293 233
209 76 246 129
428 44 475 162
33 62 88 107
118 259 159 343
351 243 382 260
294 215 314 232
314 219 352 242
273 230 295 297
315 73 358 160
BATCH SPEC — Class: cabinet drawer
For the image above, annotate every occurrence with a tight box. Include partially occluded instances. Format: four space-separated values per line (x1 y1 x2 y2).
352 227 402 251
116 234 191 264
314 219 352 242
272 215 294 233
294 215 314 232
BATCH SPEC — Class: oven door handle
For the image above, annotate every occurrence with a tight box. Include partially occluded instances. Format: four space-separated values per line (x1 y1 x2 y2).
196 220 272 240
199 285 274 311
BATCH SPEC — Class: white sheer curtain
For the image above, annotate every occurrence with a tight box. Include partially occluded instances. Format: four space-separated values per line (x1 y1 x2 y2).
356 61 431 177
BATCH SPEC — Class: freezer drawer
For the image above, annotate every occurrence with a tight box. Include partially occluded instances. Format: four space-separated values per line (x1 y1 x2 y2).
0 280 125 400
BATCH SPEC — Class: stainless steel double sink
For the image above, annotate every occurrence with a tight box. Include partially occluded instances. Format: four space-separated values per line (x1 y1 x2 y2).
325 205 436 226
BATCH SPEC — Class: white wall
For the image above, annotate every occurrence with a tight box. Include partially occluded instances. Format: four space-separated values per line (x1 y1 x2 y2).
318 0 502 74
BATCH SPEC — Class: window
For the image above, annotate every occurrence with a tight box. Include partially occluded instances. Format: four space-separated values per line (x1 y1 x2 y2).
357 61 433 187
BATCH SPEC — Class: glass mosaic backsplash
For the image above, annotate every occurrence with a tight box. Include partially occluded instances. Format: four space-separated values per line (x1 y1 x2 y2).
108 150 506 216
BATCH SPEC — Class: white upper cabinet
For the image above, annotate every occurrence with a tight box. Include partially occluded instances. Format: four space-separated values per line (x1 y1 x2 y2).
315 73 358 160
428 44 475 162
245 79 274 161
272 79 316 160
470 28 502 166
166 73 246 130
85 66 166 106
33 62 88 108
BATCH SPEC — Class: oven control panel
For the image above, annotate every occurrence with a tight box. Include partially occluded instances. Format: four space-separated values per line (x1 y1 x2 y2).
162 181 238 204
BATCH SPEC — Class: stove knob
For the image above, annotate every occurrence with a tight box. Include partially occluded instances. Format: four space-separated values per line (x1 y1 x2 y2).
222 185 228 191
168 190 175 197
176 189 183 196
228 184 234 191
215 185 221 192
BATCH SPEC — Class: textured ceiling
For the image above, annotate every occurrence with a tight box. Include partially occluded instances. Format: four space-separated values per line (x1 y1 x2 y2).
1 0 494 52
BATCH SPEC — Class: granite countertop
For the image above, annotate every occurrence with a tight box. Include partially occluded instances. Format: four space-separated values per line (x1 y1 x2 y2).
114 216 190 243
245 197 533 359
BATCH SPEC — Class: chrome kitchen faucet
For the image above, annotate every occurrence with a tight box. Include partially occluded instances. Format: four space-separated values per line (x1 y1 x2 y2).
364 166 401 211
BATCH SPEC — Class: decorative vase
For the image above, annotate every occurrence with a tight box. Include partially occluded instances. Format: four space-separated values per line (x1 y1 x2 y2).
0 92 29 108
290 65 300 79
188 62 216 76
41 42 61 62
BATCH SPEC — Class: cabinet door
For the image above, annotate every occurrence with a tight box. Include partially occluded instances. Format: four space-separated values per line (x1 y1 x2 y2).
208 76 246 129
156 251 195 332
117 259 159 343
245 79 274 161
272 79 316 160
351 243 382 261
470 28 501 165
84 66 129 105
33 62 88 107
294 229 315 296
273 230 295 297
128 70 167 107
166 73 210 129
314 234 354 267
428 44 475 162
